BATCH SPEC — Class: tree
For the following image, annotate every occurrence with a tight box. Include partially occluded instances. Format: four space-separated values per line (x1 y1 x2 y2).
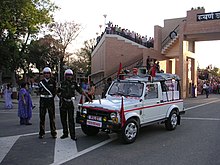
48 21 82 78
198 66 220 80
0 0 58 85
70 39 96 77
28 35 63 72
210 67 220 77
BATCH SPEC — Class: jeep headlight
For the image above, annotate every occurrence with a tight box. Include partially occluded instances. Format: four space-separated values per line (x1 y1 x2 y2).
103 117 107 122
82 108 87 114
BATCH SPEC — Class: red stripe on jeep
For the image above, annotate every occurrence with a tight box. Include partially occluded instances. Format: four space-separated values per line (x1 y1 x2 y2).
82 100 183 112
125 100 183 112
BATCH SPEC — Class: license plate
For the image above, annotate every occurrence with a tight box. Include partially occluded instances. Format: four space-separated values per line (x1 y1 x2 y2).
88 115 102 121
87 120 102 128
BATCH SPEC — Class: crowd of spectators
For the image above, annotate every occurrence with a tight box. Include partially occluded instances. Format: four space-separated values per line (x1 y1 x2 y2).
197 76 220 95
95 21 154 49
196 66 220 96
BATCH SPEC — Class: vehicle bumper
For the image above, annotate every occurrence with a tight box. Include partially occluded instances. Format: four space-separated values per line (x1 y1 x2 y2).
76 112 121 131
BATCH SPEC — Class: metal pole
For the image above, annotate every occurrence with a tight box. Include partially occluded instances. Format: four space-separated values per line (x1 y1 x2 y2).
103 14 107 27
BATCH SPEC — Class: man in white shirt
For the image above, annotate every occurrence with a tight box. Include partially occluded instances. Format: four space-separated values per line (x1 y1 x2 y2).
203 81 209 98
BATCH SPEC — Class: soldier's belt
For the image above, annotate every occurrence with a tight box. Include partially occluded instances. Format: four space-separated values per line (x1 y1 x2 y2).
63 98 72 102
63 97 75 102
40 94 53 98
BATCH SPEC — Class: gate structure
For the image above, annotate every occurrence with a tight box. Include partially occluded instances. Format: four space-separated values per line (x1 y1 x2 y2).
155 7 220 98
91 7 220 98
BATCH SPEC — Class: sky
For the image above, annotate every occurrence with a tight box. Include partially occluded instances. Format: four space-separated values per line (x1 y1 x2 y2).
52 0 220 69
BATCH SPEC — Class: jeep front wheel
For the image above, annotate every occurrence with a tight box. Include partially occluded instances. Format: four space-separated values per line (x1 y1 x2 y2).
165 110 178 131
119 119 139 144
81 124 99 136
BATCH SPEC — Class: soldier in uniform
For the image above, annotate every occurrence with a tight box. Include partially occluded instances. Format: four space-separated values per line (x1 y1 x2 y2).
38 67 57 139
58 69 89 140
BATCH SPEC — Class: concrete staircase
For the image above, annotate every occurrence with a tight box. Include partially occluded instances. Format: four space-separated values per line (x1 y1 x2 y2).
161 34 179 54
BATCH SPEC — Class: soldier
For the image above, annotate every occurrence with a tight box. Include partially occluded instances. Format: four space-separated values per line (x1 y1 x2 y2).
38 67 57 139
58 69 89 140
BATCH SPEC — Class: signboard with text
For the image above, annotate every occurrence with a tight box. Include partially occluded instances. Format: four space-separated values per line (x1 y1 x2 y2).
197 12 220 21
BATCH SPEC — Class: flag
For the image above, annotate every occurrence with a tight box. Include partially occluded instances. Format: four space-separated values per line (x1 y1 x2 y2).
150 64 156 77
120 97 126 127
117 62 122 78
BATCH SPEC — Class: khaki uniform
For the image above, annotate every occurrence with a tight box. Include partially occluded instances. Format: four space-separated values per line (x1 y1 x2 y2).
58 80 83 138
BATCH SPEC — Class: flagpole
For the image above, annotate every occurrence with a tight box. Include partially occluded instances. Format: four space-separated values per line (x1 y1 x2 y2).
120 96 126 127
117 62 122 78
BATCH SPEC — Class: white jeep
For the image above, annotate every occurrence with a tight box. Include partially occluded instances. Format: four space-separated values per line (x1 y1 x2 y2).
76 69 185 144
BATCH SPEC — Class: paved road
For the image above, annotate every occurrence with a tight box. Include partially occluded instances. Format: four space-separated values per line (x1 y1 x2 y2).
1 94 220 165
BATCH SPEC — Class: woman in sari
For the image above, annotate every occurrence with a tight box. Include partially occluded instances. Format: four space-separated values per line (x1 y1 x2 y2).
18 82 33 125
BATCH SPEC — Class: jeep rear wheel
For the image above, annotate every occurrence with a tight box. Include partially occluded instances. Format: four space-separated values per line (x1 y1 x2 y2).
165 110 178 131
81 124 99 136
119 119 139 144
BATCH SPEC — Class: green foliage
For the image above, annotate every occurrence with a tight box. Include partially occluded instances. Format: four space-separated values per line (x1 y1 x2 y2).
28 35 63 72
70 39 96 76
0 0 58 74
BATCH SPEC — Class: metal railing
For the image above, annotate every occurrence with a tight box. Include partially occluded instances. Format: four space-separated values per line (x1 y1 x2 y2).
161 24 180 49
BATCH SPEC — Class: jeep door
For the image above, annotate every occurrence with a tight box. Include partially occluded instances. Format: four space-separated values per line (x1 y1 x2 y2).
142 83 164 122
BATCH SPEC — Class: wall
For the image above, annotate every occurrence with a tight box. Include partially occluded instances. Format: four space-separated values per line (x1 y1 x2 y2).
104 35 144 76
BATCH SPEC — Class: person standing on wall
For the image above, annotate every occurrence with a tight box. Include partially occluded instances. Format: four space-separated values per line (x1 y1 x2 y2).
57 69 89 140
38 67 57 139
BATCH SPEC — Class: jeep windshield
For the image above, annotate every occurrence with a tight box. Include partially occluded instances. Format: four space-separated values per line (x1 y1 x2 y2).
108 81 144 97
